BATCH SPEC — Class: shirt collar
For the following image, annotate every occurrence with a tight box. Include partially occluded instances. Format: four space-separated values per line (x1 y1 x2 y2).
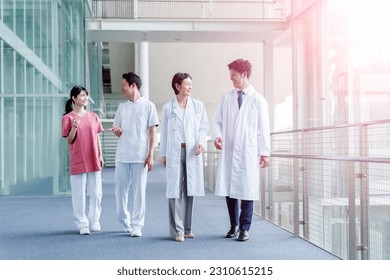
237 85 251 95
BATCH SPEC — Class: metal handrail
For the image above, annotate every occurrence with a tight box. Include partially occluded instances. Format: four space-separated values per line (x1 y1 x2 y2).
203 118 390 260
271 154 390 163
269 118 390 260
271 118 390 135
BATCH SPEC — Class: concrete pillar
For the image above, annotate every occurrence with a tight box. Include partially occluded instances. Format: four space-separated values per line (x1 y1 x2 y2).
137 41 149 100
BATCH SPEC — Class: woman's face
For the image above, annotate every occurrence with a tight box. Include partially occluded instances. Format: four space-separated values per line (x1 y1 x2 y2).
73 90 89 107
176 77 192 96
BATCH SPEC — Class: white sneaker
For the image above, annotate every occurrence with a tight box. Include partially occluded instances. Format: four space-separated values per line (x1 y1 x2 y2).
124 227 132 233
131 228 142 237
175 235 184 242
79 227 90 235
90 222 101 232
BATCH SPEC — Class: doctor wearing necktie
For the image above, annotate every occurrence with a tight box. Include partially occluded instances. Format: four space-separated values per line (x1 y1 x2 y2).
213 59 271 241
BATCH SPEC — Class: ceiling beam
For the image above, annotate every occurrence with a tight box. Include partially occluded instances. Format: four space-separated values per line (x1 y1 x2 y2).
85 19 286 42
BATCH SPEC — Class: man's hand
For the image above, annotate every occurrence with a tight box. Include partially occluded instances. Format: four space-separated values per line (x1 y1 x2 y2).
260 156 269 168
108 125 122 137
144 154 154 172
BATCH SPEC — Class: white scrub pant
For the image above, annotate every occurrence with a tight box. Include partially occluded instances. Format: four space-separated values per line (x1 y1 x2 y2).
168 147 194 237
115 162 148 229
70 171 102 230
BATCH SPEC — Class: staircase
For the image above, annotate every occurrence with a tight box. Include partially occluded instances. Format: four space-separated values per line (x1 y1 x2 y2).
101 130 118 167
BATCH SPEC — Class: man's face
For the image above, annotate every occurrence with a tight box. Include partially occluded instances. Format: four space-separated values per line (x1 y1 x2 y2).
229 68 247 89
121 79 132 97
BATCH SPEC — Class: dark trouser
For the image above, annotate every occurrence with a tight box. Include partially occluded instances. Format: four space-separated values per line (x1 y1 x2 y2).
225 196 253 231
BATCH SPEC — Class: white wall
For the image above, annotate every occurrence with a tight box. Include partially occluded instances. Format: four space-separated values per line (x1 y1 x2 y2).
149 42 264 135
109 42 135 94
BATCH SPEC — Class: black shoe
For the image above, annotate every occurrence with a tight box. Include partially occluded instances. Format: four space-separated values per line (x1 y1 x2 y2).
237 230 250 241
225 226 238 238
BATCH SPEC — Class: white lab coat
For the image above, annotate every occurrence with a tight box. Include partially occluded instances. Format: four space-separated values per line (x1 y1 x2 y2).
212 85 271 200
160 97 209 198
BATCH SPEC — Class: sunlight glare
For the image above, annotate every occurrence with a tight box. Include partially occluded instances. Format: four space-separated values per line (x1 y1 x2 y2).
345 0 390 67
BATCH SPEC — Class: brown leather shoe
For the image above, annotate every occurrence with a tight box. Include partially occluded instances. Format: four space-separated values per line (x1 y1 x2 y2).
184 233 195 238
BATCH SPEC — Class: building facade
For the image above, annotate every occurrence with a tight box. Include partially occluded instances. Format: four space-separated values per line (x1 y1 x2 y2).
0 0 91 195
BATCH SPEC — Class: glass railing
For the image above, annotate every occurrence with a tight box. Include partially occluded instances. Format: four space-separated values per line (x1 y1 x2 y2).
203 119 390 260
91 0 291 20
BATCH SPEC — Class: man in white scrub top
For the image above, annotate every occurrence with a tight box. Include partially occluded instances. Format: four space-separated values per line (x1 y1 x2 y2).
110 72 159 237
213 59 271 242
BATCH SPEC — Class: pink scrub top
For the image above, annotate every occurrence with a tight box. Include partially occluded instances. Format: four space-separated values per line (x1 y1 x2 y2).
62 111 104 175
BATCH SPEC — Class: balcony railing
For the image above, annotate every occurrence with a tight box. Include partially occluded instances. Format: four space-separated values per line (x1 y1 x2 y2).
91 0 291 20
203 119 390 260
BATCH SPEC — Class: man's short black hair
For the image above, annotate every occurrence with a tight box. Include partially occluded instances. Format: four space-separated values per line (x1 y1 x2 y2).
122 72 142 89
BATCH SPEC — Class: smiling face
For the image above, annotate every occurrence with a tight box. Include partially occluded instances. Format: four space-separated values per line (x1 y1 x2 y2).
121 78 139 100
176 77 192 97
229 68 248 90
72 90 89 107
121 79 131 97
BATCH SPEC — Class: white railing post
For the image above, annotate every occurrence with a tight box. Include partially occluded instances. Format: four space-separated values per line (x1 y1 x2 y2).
358 124 369 260
133 0 138 19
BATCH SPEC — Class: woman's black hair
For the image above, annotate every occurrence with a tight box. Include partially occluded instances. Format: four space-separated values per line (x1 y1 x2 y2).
63 86 88 115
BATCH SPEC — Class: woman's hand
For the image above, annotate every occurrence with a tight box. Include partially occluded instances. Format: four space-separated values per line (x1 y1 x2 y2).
195 144 203 155
214 137 223 150
162 157 166 168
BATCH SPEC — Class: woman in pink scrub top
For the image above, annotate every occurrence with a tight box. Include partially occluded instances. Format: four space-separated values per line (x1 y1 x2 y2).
62 86 104 235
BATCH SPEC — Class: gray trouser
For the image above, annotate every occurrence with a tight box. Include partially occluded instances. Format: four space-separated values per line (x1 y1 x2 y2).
168 147 194 237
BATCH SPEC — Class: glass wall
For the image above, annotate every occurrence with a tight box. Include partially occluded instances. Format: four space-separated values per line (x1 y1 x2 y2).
268 0 390 259
0 0 87 195
328 0 390 124
329 0 390 260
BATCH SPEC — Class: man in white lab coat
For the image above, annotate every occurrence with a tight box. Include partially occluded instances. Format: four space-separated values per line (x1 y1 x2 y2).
213 59 271 241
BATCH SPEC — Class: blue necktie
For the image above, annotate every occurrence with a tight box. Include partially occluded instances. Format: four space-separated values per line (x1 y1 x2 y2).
237 90 244 109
